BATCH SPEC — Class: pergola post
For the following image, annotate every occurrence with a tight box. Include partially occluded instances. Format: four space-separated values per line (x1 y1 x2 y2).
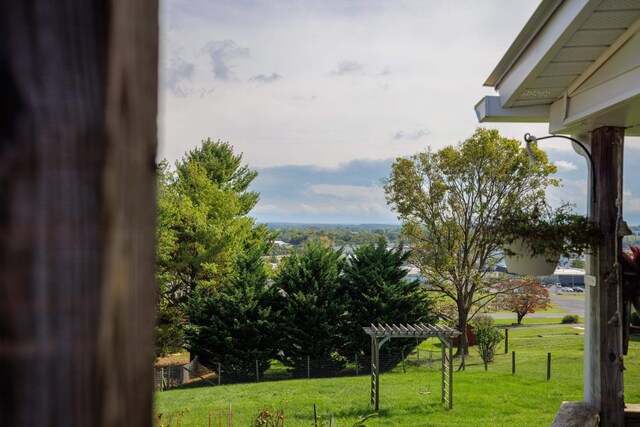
370 336 379 409
585 126 625 425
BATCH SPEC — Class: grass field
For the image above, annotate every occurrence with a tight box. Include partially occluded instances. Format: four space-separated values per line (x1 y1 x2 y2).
155 328 640 426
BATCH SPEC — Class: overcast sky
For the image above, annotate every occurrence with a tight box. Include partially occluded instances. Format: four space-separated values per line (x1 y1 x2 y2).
159 0 640 224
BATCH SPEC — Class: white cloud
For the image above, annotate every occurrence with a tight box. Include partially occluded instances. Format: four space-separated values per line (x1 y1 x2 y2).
330 61 366 76
624 190 640 213
200 39 249 81
554 160 577 171
250 73 282 84
394 129 430 141
160 1 543 169
164 58 195 96
310 184 383 200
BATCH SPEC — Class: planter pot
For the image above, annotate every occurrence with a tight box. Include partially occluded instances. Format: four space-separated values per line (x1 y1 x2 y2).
504 239 560 276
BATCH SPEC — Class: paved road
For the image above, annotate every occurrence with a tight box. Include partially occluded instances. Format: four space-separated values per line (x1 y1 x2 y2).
490 294 585 319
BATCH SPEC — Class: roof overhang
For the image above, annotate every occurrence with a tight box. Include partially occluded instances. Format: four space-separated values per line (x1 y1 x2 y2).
477 0 640 137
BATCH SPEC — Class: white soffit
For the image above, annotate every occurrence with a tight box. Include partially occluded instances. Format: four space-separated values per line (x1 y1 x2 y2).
479 0 640 136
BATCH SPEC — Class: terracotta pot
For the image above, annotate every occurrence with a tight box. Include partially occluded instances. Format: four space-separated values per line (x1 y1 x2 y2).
504 239 559 276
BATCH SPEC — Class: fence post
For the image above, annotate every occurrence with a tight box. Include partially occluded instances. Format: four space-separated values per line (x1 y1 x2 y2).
307 356 311 379
314 403 318 427
218 363 222 385
355 353 359 376
547 352 551 380
505 328 509 354
256 359 260 382
401 349 406 373
160 367 165 391
512 351 515 374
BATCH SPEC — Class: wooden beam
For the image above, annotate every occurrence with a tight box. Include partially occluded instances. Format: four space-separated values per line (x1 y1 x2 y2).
588 126 625 425
0 1 158 425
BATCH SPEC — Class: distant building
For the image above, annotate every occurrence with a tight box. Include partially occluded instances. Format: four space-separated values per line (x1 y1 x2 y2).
538 267 585 289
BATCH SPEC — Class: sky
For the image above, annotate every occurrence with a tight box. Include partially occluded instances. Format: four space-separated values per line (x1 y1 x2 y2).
159 0 640 225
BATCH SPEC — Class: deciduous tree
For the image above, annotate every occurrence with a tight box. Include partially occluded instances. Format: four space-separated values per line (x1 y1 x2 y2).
384 128 557 356
499 278 551 324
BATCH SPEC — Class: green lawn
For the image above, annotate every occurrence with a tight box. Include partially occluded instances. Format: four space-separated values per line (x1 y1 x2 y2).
486 304 567 316
492 317 582 327
155 328 640 426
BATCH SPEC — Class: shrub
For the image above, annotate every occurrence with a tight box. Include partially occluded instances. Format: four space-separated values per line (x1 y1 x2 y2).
253 407 285 427
472 315 503 365
561 314 580 324
631 310 640 327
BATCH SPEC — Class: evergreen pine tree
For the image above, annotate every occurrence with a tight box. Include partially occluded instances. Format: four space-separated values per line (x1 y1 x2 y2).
272 242 347 376
340 238 435 372
184 247 278 380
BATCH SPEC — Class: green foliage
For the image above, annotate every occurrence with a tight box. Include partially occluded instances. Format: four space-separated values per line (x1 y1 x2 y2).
339 238 435 371
272 242 347 375
271 226 401 249
472 315 503 365
570 258 585 269
155 303 185 357
176 138 259 215
384 128 557 355
252 407 285 427
493 202 601 258
561 314 580 324
155 140 273 357
185 248 278 380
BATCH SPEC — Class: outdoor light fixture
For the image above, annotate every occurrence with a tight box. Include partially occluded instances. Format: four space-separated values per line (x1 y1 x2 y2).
523 133 596 203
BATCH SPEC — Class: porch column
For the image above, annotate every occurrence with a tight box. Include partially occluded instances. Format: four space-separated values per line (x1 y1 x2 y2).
586 126 625 425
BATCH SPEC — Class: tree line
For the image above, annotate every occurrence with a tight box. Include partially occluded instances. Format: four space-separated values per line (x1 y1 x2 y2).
155 139 434 377
157 128 561 374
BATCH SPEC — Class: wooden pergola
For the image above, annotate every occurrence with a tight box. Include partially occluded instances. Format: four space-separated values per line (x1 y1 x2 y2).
363 323 461 411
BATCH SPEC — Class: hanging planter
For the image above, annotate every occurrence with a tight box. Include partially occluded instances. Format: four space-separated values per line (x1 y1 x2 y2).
503 239 560 276
494 202 601 277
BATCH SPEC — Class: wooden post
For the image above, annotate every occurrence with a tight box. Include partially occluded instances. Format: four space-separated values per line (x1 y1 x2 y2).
370 337 376 406
512 351 516 374
256 359 260 382
448 341 453 410
355 353 359 376
218 363 222 385
0 1 158 425
374 339 380 411
585 126 625 425
547 353 551 381
505 329 509 354
307 355 311 379
441 342 446 404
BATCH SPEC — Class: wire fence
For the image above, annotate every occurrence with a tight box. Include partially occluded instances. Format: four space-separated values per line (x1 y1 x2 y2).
154 325 589 391
154 345 446 390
